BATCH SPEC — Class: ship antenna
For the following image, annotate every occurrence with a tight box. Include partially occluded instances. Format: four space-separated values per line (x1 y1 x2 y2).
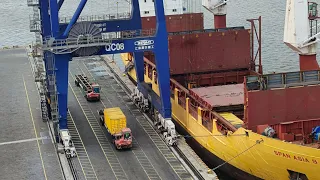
185 0 195 86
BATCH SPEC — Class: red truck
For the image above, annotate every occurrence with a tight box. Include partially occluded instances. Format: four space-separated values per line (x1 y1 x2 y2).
75 74 100 101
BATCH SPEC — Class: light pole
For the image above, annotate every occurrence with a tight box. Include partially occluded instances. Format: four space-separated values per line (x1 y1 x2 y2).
117 1 119 18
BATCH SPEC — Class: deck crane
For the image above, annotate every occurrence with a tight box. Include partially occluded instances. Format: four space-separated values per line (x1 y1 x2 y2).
284 0 320 71
202 0 228 28
30 0 177 155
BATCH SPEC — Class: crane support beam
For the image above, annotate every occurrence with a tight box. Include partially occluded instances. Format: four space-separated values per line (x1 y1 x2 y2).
49 0 59 37
149 0 171 118
40 0 51 36
133 52 145 83
55 54 71 129
39 0 52 88
63 0 88 37
58 0 65 11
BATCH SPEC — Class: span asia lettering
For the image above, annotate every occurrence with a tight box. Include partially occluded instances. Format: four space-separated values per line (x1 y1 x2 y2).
274 150 318 164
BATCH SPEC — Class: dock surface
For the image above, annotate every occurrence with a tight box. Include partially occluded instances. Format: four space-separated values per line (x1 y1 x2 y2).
0 48 64 180
67 56 194 179
0 48 214 180
103 55 219 180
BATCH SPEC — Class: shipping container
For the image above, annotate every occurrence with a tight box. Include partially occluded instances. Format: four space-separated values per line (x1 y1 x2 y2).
167 29 251 75
144 28 251 75
103 107 127 135
142 13 204 32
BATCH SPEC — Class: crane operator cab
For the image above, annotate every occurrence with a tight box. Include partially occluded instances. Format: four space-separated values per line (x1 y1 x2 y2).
114 128 133 150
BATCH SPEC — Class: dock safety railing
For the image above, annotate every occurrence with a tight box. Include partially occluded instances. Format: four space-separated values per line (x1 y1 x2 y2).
29 6 41 32
59 12 131 24
30 20 41 32
27 0 39 6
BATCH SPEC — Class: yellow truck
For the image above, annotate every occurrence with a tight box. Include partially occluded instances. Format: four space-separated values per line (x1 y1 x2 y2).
98 107 132 149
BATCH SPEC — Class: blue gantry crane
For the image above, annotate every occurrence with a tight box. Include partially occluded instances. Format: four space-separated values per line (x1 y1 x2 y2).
27 0 176 154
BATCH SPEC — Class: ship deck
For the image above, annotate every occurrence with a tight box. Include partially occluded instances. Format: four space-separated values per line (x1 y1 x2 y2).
0 48 64 180
189 84 244 108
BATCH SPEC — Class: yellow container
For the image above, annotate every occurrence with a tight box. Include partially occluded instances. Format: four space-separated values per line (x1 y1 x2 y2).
104 107 127 135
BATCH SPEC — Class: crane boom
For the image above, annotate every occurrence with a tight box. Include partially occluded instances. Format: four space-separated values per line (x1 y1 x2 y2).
202 0 227 15
284 0 313 54
284 0 319 70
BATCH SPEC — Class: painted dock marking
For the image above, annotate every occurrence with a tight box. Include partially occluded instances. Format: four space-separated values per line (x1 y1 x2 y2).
68 110 98 180
95 59 193 180
22 75 48 180
0 136 51 146
68 77 128 180
25 47 65 180
78 60 164 180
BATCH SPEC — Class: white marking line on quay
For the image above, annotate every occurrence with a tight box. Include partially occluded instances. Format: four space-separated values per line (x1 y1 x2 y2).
22 75 48 180
0 136 51 146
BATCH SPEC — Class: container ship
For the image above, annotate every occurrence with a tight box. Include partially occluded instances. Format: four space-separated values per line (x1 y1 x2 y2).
119 0 320 179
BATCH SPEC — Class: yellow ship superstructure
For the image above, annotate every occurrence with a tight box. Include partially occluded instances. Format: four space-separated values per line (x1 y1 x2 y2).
120 53 320 180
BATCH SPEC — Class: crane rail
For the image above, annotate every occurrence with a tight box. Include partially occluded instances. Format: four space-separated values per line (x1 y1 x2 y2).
67 158 80 180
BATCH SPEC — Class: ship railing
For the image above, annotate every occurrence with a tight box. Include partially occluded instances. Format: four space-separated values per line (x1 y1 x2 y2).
168 26 245 36
27 0 39 6
246 70 320 91
59 12 131 24
144 53 238 133
188 103 198 119
169 78 238 132
42 29 156 54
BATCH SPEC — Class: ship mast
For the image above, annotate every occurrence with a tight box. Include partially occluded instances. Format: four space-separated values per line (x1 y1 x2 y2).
284 0 320 71
202 0 228 28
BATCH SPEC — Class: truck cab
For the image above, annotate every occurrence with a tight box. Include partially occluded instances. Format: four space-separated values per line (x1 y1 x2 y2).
114 128 133 150
87 83 100 101
98 107 133 150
